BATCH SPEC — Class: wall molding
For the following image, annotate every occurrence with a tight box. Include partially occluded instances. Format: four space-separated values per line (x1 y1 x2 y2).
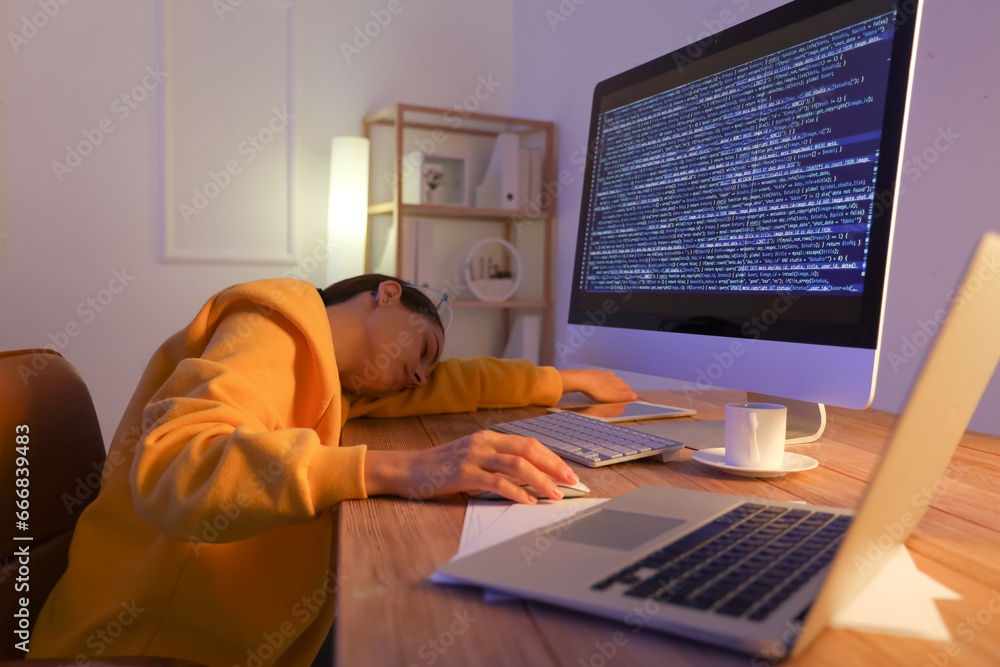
155 0 296 265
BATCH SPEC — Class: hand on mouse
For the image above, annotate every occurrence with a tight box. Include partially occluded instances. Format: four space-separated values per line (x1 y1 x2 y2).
470 475 590 501
363 430 580 504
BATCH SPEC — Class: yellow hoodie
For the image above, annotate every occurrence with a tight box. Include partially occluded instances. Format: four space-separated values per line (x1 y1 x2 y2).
30 278 561 667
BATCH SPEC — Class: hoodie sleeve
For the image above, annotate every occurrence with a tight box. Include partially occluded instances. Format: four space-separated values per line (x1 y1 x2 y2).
348 356 563 419
130 300 367 542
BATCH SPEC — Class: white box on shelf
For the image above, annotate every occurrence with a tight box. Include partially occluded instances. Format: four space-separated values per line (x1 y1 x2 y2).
402 150 423 205
474 133 520 209
414 219 438 287
519 147 543 211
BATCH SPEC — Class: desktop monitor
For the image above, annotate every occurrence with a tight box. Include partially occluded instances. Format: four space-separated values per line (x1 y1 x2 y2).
564 0 922 447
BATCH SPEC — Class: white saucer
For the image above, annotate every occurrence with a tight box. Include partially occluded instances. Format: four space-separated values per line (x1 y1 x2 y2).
690 448 819 478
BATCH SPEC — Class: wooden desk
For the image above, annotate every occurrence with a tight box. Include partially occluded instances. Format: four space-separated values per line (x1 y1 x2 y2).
335 391 1000 666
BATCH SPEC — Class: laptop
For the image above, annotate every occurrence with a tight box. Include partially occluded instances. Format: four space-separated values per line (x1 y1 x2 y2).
438 232 1000 659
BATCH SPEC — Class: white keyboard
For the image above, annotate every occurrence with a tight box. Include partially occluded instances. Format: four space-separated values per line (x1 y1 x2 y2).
492 411 683 467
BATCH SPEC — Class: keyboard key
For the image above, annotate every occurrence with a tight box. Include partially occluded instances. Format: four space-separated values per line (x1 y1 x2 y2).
661 520 731 555
593 448 623 459
624 574 676 599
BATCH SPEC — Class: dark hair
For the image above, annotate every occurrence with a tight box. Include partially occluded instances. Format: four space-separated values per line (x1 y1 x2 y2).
319 273 444 332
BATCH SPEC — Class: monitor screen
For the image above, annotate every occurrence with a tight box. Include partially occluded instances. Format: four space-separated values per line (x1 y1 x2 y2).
569 0 917 350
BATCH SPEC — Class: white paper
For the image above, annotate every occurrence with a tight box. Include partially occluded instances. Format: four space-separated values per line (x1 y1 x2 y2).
831 543 960 641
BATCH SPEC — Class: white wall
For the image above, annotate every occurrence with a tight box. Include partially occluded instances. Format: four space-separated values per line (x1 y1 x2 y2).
511 0 1000 436
0 0 512 443
3 0 998 440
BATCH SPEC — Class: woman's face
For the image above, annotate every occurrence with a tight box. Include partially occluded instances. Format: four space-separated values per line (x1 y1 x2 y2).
348 283 445 397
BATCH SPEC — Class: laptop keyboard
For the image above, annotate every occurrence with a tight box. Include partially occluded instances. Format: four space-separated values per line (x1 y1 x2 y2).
491 411 683 467
592 503 851 621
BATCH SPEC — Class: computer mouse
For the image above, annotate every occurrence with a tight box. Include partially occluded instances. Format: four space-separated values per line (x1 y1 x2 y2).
472 479 591 501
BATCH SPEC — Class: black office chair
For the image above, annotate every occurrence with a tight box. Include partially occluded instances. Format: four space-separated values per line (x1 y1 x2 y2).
0 349 203 667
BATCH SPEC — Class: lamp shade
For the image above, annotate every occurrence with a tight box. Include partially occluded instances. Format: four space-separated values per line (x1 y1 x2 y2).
327 136 370 284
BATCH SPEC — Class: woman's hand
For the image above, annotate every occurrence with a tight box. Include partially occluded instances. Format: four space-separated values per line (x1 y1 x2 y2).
363 430 581 504
558 368 637 403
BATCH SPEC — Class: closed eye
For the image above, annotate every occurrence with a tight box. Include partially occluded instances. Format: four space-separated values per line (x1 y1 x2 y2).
429 333 442 367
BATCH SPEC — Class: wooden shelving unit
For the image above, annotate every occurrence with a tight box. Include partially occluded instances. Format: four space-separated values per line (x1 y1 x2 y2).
362 103 557 364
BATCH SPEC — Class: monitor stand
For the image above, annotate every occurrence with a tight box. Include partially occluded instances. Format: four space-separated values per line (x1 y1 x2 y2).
629 393 827 451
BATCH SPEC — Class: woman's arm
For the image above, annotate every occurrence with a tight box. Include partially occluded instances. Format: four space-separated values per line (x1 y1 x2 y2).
350 358 637 419
557 368 637 403
354 366 636 504
348 357 562 418
131 303 364 542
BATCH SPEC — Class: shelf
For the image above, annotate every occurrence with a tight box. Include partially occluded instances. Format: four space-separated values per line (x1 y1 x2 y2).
363 103 557 364
368 202 551 222
367 202 395 216
364 103 553 137
451 299 548 310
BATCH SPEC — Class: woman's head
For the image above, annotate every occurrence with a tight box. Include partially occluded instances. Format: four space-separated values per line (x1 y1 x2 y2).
320 274 445 331
321 274 447 397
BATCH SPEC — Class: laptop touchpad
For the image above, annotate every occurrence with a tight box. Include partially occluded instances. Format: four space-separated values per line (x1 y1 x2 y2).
558 510 685 550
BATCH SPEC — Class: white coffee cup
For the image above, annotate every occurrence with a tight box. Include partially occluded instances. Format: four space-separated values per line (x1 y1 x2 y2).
724 402 787 469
